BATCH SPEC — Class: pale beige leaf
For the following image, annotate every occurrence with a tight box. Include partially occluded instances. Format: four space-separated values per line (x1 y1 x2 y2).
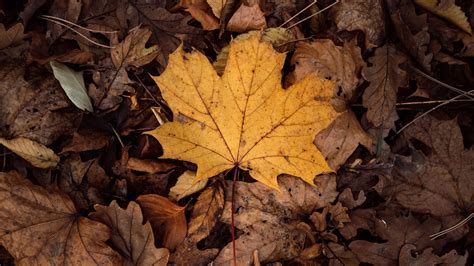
226 4 266 32
0 137 59 168
207 0 226 18
0 171 123 265
90 201 169 266
111 27 160 69
415 0 472 34
0 23 26 50
169 170 207 201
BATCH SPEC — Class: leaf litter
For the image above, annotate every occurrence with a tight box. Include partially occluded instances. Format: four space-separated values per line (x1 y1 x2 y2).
0 0 473 265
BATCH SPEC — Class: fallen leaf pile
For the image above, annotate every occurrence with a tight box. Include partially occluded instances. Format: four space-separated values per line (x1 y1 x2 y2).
0 0 473 265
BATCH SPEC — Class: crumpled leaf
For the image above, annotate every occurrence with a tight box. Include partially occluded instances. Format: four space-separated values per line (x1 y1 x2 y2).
349 209 468 265
136 194 187 250
0 171 123 265
50 61 93 112
226 4 267 32
169 170 207 201
287 39 365 102
383 116 474 239
415 0 472 34
330 0 385 48
111 27 160 69
148 35 339 190
90 201 169 266
0 137 59 168
214 174 338 264
362 44 408 130
0 23 27 50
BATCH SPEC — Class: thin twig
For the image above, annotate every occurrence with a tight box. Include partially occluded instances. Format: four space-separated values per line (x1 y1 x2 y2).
411 66 473 99
279 0 318 27
287 0 340 29
430 213 474 240
231 167 239 266
40 15 118 34
39 16 115 49
396 90 474 135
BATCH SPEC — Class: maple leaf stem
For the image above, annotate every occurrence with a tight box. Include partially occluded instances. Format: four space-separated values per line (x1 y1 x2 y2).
231 166 239 266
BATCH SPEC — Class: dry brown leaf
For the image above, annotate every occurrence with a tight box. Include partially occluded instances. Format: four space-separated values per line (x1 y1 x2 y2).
126 157 176 174
331 0 385 48
176 0 219 30
136 194 187 250
387 0 432 71
60 128 110 154
362 44 407 130
384 116 474 239
0 23 27 50
169 170 207 201
0 137 59 168
148 34 339 190
0 171 123 265
111 27 160 69
215 174 338 264
90 201 169 266
207 0 226 18
287 39 364 101
315 111 372 169
415 0 472 34
226 4 267 32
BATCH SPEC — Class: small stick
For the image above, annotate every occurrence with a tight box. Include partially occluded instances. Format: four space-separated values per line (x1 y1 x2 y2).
430 213 474 240
279 0 318 28
287 0 340 29
231 166 240 266
39 15 118 34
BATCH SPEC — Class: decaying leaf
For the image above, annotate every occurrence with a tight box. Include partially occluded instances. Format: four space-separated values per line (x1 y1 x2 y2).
226 4 267 32
169 170 207 201
0 137 59 168
50 61 93 112
331 0 385 48
148 35 339 190
90 201 169 266
362 44 407 129
384 116 474 239
0 171 123 265
215 174 338 264
111 27 160 69
415 0 472 34
0 23 27 50
287 39 365 102
137 194 187 250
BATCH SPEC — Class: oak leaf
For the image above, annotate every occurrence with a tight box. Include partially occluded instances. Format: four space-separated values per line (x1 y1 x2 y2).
111 27 160 69
0 171 123 265
90 201 169 266
148 35 339 190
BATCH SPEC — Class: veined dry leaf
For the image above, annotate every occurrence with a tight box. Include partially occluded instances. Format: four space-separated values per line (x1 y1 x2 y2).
331 0 385 48
226 4 267 32
384 116 474 240
50 61 93 112
112 27 160 69
415 0 472 34
90 201 169 266
148 35 339 190
0 137 59 168
0 171 122 265
362 44 408 129
215 175 338 264
315 111 372 169
287 39 364 101
137 194 187 250
0 23 27 50
169 170 207 201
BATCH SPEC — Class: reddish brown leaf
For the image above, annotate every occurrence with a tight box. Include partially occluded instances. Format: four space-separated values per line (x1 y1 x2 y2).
226 4 267 32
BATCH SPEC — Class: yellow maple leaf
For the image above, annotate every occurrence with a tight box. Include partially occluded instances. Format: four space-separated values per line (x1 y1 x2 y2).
147 35 339 190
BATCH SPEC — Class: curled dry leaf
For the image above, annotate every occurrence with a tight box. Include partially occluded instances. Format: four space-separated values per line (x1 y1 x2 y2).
0 137 59 168
287 39 364 101
90 201 169 266
215 174 338 264
148 34 339 190
315 111 372 170
362 44 408 129
226 4 267 32
176 0 219 30
0 23 27 50
111 27 160 69
126 157 176 174
0 171 122 265
169 170 208 201
330 0 385 48
415 0 472 34
384 116 474 239
136 194 187 250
